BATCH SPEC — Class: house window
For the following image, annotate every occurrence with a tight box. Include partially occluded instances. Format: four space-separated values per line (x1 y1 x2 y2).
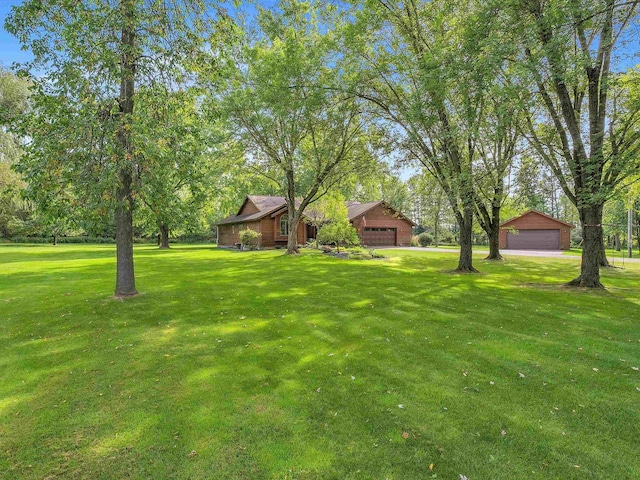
280 214 289 236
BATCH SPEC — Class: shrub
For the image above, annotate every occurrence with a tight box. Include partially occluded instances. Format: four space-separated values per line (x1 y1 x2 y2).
440 232 455 244
317 220 359 252
410 235 420 247
418 232 433 247
238 228 261 250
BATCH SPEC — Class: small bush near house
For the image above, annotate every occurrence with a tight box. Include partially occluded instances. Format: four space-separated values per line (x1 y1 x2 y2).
418 232 433 247
317 219 359 252
410 235 420 247
322 246 386 260
238 228 262 250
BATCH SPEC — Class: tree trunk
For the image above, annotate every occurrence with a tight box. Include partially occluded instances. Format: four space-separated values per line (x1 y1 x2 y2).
158 222 170 249
52 234 57 246
286 213 300 255
486 224 502 260
114 0 138 298
567 205 604 288
485 202 503 261
434 211 439 247
598 233 610 267
115 171 137 296
456 208 478 273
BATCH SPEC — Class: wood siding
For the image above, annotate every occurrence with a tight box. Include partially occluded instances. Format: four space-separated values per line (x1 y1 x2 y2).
500 211 572 250
239 199 260 215
218 221 261 247
260 217 275 247
218 199 413 248
351 204 413 246
273 213 306 245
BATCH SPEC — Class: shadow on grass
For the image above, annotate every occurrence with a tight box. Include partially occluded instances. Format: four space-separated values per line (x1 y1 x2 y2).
1 247 639 479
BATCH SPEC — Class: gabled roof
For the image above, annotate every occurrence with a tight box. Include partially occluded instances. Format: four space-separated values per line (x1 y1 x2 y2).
346 201 380 219
217 196 416 226
347 200 416 225
240 195 287 215
217 195 287 226
500 209 575 228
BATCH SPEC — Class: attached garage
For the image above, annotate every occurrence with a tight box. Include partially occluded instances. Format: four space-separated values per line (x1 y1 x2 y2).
362 227 397 246
500 210 574 251
349 202 415 247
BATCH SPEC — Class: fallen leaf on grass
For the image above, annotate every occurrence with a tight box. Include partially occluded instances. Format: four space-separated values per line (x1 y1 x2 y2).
188 450 197 458
429 463 434 471
402 432 409 439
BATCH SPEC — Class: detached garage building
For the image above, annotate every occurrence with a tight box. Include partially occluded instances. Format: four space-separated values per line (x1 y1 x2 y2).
500 210 574 250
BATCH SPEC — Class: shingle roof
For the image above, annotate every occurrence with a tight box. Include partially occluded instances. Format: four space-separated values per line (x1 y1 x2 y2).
346 201 381 220
217 196 415 226
500 209 575 228
216 195 287 225
246 195 287 213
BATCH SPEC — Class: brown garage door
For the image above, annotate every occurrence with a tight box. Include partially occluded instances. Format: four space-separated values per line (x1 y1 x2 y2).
506 229 560 250
362 227 396 246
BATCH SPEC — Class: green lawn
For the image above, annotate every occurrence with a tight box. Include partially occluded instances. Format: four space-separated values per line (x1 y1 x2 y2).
1 245 639 479
562 247 639 259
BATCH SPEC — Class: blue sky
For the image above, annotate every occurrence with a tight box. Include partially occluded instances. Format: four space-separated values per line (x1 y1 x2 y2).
2 0 637 72
0 0 32 69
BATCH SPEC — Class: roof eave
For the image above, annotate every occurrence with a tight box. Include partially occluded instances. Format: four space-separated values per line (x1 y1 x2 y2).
500 209 575 228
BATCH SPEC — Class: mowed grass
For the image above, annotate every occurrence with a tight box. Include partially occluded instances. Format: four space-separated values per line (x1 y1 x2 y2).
1 245 639 480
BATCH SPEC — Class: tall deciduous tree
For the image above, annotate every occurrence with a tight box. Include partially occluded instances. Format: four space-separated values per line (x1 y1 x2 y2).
344 0 518 272
221 0 374 254
6 0 226 296
510 0 640 287
134 87 222 249
472 83 523 260
0 69 32 238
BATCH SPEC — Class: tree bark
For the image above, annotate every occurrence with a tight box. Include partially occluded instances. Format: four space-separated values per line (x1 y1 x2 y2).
456 207 478 273
286 213 300 254
485 199 503 261
567 205 604 288
52 234 57 246
114 0 138 298
486 220 502 260
598 233 610 267
115 171 137 296
158 222 170 249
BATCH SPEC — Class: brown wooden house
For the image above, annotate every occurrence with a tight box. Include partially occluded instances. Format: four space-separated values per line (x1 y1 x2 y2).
500 210 574 250
217 195 414 248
